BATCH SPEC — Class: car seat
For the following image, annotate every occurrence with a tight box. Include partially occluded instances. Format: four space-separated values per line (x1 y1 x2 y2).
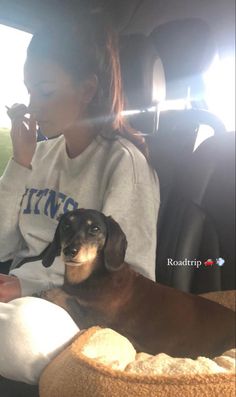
155 131 235 293
120 24 235 293
152 21 235 293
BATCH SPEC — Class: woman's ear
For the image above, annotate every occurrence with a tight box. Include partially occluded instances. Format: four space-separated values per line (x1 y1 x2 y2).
42 221 62 267
81 74 98 105
103 216 127 271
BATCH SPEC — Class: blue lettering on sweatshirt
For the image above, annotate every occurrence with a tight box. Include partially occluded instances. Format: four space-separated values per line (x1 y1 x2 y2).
22 188 79 219
34 189 49 214
63 197 79 213
23 188 38 214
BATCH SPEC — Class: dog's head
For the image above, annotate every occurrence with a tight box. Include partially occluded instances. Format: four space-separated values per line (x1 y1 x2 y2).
42 209 127 277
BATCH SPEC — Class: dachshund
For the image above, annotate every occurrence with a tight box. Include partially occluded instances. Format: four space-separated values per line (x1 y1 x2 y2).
40 209 235 358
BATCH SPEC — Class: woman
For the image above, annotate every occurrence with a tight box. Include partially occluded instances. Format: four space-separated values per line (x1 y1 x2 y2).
0 9 159 388
0 11 160 304
0 12 159 301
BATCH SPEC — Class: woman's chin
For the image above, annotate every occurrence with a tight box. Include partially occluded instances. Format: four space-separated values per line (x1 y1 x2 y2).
38 124 61 139
46 132 62 139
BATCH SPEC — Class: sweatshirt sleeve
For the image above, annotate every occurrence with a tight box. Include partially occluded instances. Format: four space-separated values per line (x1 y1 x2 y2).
9 256 65 296
101 149 160 282
0 159 31 262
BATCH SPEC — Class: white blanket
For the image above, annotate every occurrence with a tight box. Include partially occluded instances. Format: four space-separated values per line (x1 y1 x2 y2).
0 297 79 384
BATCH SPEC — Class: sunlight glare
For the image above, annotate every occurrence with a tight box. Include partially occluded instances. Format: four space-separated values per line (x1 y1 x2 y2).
0 24 32 128
203 54 235 131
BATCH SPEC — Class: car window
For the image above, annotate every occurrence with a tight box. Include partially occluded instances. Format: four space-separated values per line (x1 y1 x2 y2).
0 24 32 175
203 54 235 132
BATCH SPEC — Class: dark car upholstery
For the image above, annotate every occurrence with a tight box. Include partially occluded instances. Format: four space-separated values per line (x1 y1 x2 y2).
120 22 235 293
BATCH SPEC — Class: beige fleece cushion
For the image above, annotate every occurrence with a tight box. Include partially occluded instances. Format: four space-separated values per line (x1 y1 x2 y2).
126 350 235 375
39 327 236 397
80 327 136 370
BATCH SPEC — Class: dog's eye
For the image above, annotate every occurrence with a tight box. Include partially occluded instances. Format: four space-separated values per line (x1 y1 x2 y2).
89 225 100 235
62 222 71 231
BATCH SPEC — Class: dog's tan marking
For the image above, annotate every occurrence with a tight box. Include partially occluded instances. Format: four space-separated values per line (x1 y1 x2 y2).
62 245 98 266
65 245 99 284
75 245 98 263
87 219 93 225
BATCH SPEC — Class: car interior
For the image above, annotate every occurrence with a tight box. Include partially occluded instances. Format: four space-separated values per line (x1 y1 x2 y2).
0 0 235 294
0 1 235 394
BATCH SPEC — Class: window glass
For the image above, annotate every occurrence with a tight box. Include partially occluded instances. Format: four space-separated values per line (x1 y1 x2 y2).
0 24 32 175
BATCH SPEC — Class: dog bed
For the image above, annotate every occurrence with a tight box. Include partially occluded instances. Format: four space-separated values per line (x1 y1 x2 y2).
39 291 236 397
39 331 235 396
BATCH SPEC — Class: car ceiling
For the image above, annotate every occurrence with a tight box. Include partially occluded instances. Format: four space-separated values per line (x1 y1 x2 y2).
0 0 235 57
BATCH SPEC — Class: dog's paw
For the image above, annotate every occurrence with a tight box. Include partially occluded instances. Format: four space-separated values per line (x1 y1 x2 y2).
40 288 63 303
40 288 70 312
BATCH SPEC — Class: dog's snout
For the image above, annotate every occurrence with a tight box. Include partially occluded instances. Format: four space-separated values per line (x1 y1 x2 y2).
63 246 78 258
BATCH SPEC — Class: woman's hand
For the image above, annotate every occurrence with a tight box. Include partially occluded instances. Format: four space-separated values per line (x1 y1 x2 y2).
0 274 21 302
7 103 37 169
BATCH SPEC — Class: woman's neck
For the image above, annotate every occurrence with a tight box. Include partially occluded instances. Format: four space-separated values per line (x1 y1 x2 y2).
63 121 97 159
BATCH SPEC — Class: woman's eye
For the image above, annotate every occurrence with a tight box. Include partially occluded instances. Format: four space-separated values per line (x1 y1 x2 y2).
39 84 56 97
40 90 55 98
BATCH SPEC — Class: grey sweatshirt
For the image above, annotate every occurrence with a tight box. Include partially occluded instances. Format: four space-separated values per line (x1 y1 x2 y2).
0 134 160 296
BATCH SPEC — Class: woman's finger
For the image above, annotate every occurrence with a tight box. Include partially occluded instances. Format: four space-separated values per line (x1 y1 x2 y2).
29 115 37 134
11 116 29 127
0 277 21 302
0 274 12 283
6 103 28 121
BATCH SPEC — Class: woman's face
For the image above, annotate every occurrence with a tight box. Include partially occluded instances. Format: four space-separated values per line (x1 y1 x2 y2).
24 58 88 138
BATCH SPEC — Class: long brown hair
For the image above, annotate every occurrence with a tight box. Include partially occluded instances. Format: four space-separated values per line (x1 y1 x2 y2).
27 9 149 159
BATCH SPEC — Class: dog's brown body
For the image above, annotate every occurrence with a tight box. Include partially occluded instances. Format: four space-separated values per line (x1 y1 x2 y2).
41 209 235 358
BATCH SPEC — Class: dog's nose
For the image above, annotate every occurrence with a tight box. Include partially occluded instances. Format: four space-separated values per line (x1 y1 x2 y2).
63 246 78 258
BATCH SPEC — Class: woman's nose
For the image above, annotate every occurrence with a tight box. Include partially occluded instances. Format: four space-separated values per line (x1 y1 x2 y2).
27 92 42 115
27 100 38 116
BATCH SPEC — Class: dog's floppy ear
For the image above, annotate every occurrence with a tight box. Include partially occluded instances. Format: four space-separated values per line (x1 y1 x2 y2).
103 216 127 271
42 219 62 267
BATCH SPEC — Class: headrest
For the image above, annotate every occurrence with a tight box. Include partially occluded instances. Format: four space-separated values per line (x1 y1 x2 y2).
151 18 217 100
120 34 166 110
